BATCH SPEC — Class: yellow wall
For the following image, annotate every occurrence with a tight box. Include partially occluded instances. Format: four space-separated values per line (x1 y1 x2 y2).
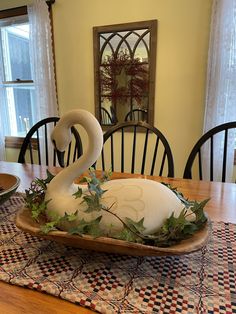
1 0 213 178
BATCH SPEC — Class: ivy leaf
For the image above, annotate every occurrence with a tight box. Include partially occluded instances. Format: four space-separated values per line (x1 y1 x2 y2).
100 169 112 182
161 182 194 208
33 178 47 190
115 228 139 242
182 222 198 235
62 210 78 222
33 171 54 190
40 210 78 234
125 217 146 234
73 187 83 199
79 176 91 184
44 170 55 184
191 199 209 225
68 219 91 235
86 216 103 237
47 210 60 221
88 182 106 198
31 199 51 221
146 204 208 247
40 220 59 234
68 216 103 237
83 194 103 213
25 171 54 210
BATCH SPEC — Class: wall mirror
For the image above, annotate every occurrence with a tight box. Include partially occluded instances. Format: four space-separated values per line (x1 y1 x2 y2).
93 20 157 129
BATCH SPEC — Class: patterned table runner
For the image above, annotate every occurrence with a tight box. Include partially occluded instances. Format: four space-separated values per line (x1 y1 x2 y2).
0 193 236 314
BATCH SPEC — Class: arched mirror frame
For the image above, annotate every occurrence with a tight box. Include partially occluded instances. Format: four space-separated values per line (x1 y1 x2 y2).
93 20 157 130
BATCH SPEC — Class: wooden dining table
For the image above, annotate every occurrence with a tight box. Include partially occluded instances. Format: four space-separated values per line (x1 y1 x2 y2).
0 160 236 314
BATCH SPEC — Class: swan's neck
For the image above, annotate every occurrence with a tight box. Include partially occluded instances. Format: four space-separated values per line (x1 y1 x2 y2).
48 110 103 193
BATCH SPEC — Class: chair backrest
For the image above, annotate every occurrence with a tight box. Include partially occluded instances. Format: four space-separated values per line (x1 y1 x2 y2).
183 121 236 182
124 108 148 122
96 121 174 177
18 117 83 167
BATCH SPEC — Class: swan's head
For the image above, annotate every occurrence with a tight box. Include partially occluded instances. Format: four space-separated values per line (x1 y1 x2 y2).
51 124 73 167
50 109 103 168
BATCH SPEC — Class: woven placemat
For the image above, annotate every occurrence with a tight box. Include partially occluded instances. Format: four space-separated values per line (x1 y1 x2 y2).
0 193 236 314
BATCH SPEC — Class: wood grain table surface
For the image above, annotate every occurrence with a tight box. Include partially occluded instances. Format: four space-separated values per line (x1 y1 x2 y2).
0 161 236 314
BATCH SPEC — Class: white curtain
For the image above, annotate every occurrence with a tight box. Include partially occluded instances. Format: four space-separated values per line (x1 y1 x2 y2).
28 0 58 165
0 64 6 160
28 0 58 120
203 0 236 182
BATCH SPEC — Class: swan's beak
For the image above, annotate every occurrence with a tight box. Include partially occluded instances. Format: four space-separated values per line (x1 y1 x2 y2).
53 139 65 167
56 150 65 168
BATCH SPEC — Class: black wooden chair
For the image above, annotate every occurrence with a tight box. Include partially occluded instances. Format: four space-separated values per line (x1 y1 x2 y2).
18 117 83 167
183 121 236 182
96 121 174 177
124 108 148 122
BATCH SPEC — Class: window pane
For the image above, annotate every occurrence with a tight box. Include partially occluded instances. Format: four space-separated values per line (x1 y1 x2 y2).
0 19 35 137
1 24 31 81
5 85 35 136
8 25 32 80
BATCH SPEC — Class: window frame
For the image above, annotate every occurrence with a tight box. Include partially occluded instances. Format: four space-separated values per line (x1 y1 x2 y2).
93 20 157 130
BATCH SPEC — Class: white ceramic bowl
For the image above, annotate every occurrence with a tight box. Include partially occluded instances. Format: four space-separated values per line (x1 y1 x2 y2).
0 173 20 206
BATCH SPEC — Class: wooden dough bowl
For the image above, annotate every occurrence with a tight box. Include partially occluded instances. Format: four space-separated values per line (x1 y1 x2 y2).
15 206 210 257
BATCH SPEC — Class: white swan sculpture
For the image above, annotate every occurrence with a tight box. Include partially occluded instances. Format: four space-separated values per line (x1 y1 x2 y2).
45 109 184 235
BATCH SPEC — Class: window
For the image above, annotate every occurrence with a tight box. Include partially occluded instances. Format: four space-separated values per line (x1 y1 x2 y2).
0 10 36 137
0 2 57 158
